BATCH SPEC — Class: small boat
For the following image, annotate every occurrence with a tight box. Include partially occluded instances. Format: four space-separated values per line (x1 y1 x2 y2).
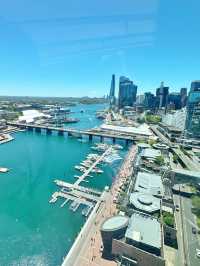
70 201 80 212
91 168 103 174
63 118 80 124
74 165 86 172
0 167 9 173
82 205 93 217
113 144 123 150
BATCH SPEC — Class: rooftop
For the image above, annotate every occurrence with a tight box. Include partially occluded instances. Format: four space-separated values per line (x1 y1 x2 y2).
141 148 161 159
100 123 152 136
172 168 200 180
125 211 162 250
129 192 161 213
101 215 129 232
134 172 163 197
137 143 151 149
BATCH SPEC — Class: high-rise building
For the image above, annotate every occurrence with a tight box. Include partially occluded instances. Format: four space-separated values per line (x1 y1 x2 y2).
109 74 116 107
162 108 186 131
144 92 157 109
136 94 145 105
156 82 169 109
180 87 187 108
191 80 200 91
118 76 137 109
185 81 200 138
168 93 181 110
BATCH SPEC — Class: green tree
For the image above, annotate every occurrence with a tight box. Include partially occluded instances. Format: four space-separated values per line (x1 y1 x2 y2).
155 155 164 165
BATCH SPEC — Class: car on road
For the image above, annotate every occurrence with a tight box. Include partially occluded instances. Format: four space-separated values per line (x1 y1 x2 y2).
175 204 180 211
100 245 103 252
196 248 200 258
192 227 197 234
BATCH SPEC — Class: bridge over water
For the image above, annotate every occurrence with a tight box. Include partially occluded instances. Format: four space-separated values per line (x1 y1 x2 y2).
7 122 135 144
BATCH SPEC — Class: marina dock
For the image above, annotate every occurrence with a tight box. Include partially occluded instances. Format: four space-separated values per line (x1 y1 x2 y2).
74 146 112 186
50 190 95 216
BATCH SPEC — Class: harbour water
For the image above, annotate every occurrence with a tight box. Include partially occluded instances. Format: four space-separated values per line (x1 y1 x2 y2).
0 104 126 266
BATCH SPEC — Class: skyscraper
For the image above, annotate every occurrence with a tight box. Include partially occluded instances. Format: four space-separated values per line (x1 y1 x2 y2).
118 76 137 109
185 81 200 138
109 74 116 107
144 92 157 110
156 82 169 109
168 93 181 109
180 88 187 108
191 80 200 91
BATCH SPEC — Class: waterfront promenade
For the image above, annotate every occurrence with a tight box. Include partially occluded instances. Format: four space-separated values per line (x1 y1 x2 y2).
62 144 137 266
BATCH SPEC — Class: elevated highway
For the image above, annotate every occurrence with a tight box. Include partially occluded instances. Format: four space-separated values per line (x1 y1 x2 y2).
7 121 136 143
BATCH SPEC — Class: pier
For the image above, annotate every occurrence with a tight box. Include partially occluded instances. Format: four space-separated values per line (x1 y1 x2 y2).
7 121 135 143
74 146 112 186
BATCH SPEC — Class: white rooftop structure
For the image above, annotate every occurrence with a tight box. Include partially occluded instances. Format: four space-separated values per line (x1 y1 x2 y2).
129 192 161 213
18 110 50 123
101 215 129 231
134 172 163 197
100 123 152 137
141 148 161 160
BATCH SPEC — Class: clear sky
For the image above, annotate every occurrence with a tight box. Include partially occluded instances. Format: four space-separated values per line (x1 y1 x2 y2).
0 0 199 97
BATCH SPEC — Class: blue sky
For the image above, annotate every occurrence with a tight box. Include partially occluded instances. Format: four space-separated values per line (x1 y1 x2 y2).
0 0 199 97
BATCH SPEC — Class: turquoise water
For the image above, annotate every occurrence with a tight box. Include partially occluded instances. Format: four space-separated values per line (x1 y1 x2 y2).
0 104 126 266
63 103 107 130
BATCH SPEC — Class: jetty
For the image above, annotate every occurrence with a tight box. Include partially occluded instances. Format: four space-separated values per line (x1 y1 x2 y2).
74 146 112 186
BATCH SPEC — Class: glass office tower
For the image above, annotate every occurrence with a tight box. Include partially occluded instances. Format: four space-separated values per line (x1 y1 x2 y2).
185 81 200 138
118 76 137 109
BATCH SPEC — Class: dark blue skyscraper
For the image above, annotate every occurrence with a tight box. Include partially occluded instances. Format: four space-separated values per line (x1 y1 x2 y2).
191 80 200 91
118 76 137 109
156 82 169 109
168 93 181 109
109 74 115 107
185 81 200 138
180 87 187 108
144 92 157 110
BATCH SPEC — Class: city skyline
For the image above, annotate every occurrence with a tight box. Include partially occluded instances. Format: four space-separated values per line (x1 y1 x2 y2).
0 0 200 97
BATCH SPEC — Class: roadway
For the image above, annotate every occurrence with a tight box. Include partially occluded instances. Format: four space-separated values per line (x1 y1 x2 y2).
150 125 172 146
174 193 200 266
151 125 200 171
181 196 200 266
172 148 200 172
